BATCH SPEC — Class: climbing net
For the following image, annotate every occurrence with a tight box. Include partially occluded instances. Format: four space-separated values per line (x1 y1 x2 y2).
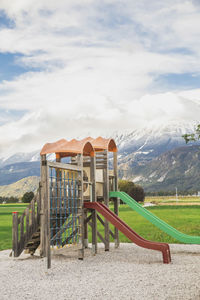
49 166 82 248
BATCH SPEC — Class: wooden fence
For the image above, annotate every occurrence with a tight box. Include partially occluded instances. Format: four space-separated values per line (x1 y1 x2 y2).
12 185 41 257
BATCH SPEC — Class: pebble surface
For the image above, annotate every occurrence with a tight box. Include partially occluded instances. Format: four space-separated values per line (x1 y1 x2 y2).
1 243 200 300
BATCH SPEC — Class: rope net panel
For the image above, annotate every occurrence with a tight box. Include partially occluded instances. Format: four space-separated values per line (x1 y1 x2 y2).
49 166 81 248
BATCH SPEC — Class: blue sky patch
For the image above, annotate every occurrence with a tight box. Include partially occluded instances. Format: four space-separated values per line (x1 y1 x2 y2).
0 109 27 126
154 73 200 91
0 53 43 82
93 3 132 28
0 10 15 28
0 53 29 81
159 48 194 56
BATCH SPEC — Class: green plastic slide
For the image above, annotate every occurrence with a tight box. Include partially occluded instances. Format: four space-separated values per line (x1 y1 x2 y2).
109 191 200 244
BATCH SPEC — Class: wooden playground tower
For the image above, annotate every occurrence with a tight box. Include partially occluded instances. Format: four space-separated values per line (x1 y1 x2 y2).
12 137 119 268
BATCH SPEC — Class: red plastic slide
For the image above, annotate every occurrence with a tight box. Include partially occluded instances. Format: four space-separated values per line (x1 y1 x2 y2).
84 202 171 264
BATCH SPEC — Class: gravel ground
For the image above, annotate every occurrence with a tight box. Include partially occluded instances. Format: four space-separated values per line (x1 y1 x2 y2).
1 243 200 300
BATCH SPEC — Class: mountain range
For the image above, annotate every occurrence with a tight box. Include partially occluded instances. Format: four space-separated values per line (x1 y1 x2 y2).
122 145 200 192
0 176 40 198
116 121 200 192
0 120 199 196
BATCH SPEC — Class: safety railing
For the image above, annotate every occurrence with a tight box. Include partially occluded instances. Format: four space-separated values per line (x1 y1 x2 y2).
12 186 41 257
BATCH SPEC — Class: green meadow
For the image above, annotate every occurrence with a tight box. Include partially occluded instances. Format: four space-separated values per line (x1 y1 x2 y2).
1 203 200 251
0 204 29 251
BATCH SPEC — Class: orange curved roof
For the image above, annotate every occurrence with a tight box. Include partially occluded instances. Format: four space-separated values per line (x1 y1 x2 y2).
40 139 68 155
40 139 95 157
82 137 117 152
40 136 117 157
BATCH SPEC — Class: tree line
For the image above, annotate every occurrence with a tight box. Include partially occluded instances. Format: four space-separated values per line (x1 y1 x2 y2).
0 191 34 204
1 182 145 204
1 182 197 204
145 190 198 196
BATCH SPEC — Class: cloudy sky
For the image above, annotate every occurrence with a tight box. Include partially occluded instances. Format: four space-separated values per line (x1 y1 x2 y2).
0 0 200 157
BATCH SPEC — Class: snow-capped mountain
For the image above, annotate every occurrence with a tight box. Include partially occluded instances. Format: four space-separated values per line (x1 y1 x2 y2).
0 151 56 168
116 120 198 167
0 120 199 191
0 150 40 168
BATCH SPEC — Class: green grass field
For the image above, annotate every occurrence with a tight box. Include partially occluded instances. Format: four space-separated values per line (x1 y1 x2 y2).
0 204 29 251
1 203 200 251
145 196 200 204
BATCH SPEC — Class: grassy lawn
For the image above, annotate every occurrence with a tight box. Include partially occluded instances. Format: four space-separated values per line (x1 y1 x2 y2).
1 203 200 251
117 205 200 244
87 204 200 244
0 204 28 251
145 196 200 204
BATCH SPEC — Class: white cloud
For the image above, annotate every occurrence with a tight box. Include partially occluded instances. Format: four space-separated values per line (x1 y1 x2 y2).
0 0 200 157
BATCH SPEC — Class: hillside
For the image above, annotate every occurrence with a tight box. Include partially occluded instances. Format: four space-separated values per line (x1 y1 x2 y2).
0 161 40 185
0 176 40 198
121 145 200 192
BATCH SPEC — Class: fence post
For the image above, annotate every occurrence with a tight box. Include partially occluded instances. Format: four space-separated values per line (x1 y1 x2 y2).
31 200 35 232
25 207 29 245
12 212 18 257
20 215 24 254
37 182 42 224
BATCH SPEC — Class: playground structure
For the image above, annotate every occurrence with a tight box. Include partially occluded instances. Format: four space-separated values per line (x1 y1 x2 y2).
12 136 172 267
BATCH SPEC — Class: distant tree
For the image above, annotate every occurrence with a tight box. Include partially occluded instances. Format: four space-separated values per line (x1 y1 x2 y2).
118 180 129 192
183 124 200 144
6 196 19 203
0 196 19 203
118 180 145 202
22 191 34 203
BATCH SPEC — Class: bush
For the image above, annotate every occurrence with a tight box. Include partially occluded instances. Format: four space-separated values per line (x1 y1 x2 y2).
22 191 34 203
118 180 145 202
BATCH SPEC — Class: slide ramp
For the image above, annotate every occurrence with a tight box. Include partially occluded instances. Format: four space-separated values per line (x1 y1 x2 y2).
84 202 171 264
110 191 200 244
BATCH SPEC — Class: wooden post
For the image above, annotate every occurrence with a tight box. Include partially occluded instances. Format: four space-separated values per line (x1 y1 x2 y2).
113 151 119 248
31 200 35 232
40 154 47 257
77 154 84 260
37 182 42 224
45 164 51 269
55 155 61 245
12 212 18 257
84 209 88 248
91 155 97 254
25 207 29 245
40 155 51 268
20 215 24 253
103 150 109 251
